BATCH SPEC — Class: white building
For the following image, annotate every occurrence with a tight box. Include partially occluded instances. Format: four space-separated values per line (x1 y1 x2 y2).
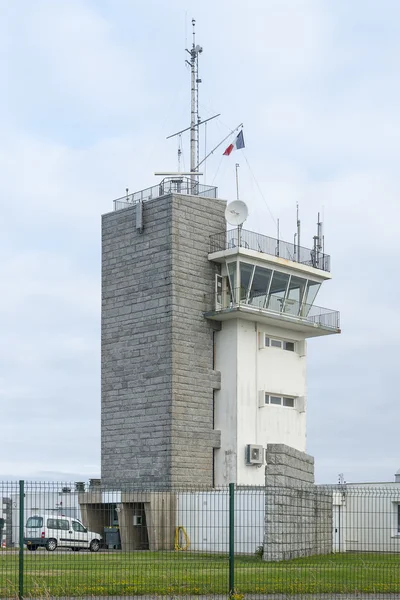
206 226 340 485
333 470 400 553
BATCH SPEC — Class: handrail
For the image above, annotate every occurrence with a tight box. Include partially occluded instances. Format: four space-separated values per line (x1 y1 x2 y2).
208 287 340 330
209 229 331 272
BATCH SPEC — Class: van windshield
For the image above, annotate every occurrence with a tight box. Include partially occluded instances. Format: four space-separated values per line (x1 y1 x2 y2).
26 516 43 528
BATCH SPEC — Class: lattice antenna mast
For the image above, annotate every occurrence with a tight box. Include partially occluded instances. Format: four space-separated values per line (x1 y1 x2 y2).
186 18 203 187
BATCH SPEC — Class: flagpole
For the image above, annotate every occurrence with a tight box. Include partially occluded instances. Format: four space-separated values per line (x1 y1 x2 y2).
195 123 243 169
235 163 240 200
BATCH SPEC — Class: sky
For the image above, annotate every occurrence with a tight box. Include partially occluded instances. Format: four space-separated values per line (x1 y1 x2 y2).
1 0 399 484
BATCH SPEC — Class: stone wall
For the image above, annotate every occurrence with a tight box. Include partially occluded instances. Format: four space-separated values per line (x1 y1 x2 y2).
101 193 226 487
263 444 332 561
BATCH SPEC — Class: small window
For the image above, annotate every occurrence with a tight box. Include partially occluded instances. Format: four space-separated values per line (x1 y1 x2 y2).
270 396 282 405
271 339 282 348
264 336 270 347
264 393 296 408
284 341 295 352
26 516 43 529
283 397 295 408
47 519 57 529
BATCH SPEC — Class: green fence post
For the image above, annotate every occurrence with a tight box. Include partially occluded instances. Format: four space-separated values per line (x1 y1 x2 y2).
19 480 24 600
229 482 235 596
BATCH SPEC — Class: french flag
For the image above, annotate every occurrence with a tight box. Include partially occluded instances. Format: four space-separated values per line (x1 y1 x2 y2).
223 130 245 156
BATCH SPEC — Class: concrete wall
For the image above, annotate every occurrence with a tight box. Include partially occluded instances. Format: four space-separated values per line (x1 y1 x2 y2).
101 193 226 487
263 444 332 561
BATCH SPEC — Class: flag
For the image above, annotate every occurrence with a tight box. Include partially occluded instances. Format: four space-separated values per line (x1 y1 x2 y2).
223 130 245 156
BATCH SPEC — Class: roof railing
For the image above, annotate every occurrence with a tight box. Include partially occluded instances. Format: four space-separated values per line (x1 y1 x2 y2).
209 228 331 272
113 177 218 211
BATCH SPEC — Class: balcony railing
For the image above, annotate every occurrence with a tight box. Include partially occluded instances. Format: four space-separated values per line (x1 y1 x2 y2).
207 287 340 330
210 229 331 272
113 177 218 211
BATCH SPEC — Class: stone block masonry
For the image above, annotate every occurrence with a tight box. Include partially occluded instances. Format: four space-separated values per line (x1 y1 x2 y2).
101 193 226 488
263 444 332 561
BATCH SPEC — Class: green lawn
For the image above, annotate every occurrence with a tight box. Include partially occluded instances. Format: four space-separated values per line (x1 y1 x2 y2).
2 551 400 597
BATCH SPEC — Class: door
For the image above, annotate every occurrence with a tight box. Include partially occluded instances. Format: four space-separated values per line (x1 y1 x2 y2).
71 519 89 548
333 505 341 552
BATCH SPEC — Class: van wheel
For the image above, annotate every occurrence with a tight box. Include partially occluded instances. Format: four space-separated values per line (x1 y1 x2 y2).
46 539 57 552
89 539 100 552
27 545 37 551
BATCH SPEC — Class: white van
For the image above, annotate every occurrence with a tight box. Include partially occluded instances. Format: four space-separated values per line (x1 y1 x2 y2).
24 514 103 552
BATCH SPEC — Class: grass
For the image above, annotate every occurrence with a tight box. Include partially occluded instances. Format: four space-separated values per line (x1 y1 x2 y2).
2 550 400 597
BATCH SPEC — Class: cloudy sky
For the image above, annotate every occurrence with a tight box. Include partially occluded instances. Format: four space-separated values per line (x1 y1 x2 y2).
1 0 399 484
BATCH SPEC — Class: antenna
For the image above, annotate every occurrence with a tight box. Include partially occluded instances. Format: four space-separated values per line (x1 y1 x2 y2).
225 200 248 250
225 200 248 226
276 218 280 257
185 18 203 190
235 163 240 200
297 203 301 261
312 212 323 268
177 134 182 172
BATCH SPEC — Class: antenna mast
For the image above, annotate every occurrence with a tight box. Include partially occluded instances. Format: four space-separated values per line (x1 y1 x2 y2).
235 163 240 200
186 19 203 190
296 203 301 262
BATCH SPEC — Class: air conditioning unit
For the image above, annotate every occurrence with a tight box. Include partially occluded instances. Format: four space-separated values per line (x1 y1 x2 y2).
246 444 264 466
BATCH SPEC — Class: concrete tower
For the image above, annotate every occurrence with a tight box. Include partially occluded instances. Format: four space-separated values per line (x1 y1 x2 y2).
101 181 340 488
101 182 226 488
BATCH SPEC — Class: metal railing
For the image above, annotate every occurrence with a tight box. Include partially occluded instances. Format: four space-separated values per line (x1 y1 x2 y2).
2 480 400 598
209 286 340 330
113 177 218 211
210 228 331 272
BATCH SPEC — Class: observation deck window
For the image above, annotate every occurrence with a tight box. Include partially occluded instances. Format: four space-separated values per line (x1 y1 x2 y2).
225 260 322 318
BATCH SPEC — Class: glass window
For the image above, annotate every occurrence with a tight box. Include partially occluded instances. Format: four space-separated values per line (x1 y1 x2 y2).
239 262 254 300
47 519 57 529
263 394 296 408
264 336 270 347
249 266 272 307
58 519 69 531
284 341 295 352
303 281 321 311
283 397 295 408
270 396 282 405
268 271 290 312
271 339 282 348
284 276 307 315
227 262 236 303
26 516 43 528
72 521 86 532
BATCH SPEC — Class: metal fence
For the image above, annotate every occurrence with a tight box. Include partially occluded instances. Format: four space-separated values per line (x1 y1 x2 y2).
206 286 340 331
209 229 331 273
113 178 218 211
2 481 400 598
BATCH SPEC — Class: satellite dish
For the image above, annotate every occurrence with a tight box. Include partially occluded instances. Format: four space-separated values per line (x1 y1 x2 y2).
225 200 248 226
